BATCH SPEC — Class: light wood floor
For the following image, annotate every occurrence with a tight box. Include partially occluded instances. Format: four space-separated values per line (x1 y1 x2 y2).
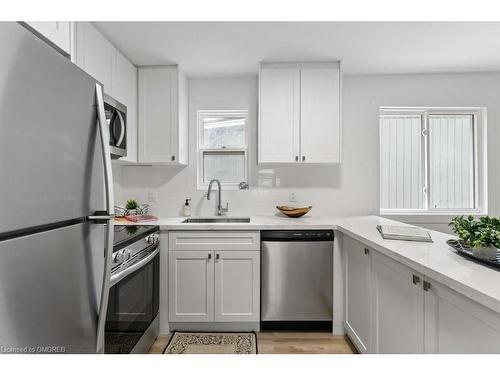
149 332 357 354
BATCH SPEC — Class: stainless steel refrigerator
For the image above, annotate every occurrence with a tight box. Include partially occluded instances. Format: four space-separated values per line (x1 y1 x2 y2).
0 22 114 354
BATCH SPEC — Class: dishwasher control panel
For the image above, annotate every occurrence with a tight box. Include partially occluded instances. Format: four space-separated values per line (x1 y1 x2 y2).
260 230 334 241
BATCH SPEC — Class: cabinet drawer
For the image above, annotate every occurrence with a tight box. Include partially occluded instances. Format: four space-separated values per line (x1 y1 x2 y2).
169 231 260 251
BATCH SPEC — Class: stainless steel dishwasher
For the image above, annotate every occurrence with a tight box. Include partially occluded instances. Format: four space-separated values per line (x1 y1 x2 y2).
261 230 333 330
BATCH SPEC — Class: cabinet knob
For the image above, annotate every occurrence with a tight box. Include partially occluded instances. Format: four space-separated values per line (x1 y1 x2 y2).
364 248 370 255
208 253 212 260
302 155 306 162
295 156 299 162
171 155 176 161
412 275 421 285
423 280 431 291
216 253 220 260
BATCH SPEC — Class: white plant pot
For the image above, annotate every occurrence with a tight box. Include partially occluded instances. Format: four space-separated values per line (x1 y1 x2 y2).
472 246 499 261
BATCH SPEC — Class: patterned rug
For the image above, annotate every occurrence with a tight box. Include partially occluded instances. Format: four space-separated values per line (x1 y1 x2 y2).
163 332 257 354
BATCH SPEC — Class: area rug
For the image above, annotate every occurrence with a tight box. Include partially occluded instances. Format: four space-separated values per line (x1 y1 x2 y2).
163 332 257 354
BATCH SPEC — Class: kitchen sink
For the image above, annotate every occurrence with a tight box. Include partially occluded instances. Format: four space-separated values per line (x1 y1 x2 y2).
182 217 251 223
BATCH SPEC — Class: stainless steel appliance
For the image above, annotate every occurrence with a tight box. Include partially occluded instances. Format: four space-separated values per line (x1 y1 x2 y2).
261 230 333 330
104 94 127 159
0 22 114 353
105 225 160 354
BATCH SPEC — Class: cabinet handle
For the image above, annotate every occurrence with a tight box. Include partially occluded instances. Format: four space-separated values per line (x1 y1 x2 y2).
208 253 212 260
423 281 431 291
412 275 421 285
364 248 370 255
216 253 220 260
171 155 176 161
302 155 306 162
295 156 299 162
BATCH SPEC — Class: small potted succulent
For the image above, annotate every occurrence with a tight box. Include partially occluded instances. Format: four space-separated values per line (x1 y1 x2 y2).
125 199 139 216
450 216 500 260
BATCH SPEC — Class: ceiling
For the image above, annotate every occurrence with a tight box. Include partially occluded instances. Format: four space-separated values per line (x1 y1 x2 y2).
94 22 500 77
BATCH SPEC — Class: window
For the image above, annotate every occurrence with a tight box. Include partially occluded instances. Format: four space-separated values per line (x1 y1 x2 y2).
379 107 486 215
197 110 248 188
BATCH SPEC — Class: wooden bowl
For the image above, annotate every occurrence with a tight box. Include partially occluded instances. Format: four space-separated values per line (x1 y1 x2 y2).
276 205 312 218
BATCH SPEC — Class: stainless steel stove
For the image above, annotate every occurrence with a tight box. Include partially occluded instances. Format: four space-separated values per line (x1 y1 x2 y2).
105 225 160 354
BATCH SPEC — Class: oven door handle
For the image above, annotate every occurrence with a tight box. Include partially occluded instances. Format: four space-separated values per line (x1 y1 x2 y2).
110 247 160 287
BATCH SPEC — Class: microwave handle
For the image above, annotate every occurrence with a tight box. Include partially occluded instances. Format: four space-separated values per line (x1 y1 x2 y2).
94 83 115 354
115 110 125 147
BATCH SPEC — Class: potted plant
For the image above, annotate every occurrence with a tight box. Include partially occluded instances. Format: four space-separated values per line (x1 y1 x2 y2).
450 216 500 260
125 199 139 216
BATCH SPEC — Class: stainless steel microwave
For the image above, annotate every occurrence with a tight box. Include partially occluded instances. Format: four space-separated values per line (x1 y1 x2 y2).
104 94 127 159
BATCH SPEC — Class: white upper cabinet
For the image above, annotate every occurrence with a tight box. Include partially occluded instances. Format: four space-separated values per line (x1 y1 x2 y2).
25 22 72 56
114 50 138 163
259 62 341 164
74 22 115 95
138 66 188 165
259 67 300 163
300 67 341 163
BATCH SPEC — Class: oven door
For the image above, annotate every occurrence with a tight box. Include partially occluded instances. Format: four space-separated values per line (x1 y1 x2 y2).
105 247 159 354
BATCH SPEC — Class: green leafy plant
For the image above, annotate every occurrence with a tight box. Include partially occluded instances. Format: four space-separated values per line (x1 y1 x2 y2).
126 199 139 210
450 216 500 248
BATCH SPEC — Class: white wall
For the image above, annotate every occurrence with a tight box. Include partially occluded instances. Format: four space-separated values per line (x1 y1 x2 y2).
115 72 500 233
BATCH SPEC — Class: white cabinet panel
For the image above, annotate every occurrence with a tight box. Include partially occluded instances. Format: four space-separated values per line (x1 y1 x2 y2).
169 251 214 322
114 50 138 163
300 67 341 163
74 22 115 95
214 251 260 322
424 279 500 353
169 231 260 251
344 237 372 353
259 66 300 163
372 251 424 353
138 66 188 164
25 22 71 55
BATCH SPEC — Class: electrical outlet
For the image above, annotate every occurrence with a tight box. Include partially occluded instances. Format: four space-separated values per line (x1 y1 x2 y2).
289 191 297 203
148 190 157 202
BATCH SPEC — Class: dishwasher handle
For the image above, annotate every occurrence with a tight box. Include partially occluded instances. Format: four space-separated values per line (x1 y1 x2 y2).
260 230 334 242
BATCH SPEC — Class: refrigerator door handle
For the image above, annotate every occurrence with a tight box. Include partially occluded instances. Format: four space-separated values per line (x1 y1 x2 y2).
95 83 115 354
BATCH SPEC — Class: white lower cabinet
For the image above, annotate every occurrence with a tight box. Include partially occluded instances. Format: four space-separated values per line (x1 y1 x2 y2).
371 251 424 354
168 231 260 323
424 279 500 353
344 234 500 354
168 251 214 322
215 251 260 322
344 236 372 353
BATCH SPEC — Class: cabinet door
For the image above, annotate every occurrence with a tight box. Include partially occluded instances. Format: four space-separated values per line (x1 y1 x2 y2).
26 22 72 55
424 279 500 353
300 66 341 163
344 236 372 353
138 67 177 163
74 22 115 95
114 50 138 163
259 66 300 163
372 251 424 353
168 251 214 322
214 251 260 322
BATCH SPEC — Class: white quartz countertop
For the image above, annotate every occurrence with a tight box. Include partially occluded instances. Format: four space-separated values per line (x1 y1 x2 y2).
115 214 500 314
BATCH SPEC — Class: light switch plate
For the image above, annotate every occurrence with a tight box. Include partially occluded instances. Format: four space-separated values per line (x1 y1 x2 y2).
148 190 157 202
289 191 297 202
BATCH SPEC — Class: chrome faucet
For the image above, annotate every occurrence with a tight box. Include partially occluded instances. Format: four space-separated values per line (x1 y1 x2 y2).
206 179 228 216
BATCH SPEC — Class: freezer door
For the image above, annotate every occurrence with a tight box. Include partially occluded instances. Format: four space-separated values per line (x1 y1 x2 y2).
261 241 333 321
0 22 104 234
0 222 104 353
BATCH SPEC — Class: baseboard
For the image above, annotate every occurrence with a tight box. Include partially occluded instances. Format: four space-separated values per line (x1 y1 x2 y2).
168 321 260 332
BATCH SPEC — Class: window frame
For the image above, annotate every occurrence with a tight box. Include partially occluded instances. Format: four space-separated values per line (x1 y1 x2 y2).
379 107 487 216
196 109 249 190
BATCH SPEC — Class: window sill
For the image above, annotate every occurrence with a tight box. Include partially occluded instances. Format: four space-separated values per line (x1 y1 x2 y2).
380 211 488 224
